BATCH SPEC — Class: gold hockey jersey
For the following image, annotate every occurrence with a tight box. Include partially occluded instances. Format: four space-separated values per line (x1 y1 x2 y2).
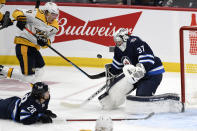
12 9 59 50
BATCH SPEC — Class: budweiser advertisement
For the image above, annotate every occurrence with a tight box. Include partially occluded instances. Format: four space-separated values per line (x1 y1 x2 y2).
0 4 196 62
54 10 142 46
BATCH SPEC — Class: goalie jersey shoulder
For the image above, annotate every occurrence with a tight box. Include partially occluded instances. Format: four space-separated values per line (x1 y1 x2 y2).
127 35 149 48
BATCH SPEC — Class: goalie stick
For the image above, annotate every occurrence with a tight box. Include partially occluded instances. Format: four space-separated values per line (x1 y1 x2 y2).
61 84 107 108
66 112 154 121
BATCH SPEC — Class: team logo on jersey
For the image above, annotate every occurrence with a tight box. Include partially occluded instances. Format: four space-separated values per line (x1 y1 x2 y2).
122 56 131 65
35 28 46 36
54 10 142 46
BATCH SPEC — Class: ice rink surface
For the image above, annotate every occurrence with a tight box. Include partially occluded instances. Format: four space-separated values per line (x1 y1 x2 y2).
0 66 197 131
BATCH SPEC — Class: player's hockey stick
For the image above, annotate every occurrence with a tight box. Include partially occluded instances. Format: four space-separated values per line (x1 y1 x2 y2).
46 44 105 79
66 112 154 121
12 0 105 79
35 0 40 9
61 84 107 108
24 27 105 79
34 0 104 79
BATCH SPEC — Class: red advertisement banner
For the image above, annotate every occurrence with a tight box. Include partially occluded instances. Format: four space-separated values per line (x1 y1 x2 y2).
54 10 142 46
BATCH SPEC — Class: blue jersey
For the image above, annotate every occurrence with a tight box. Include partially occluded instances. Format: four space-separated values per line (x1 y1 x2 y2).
0 92 49 125
110 35 165 76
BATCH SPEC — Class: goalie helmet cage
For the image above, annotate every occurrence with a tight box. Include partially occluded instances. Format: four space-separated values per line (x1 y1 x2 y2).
179 26 197 105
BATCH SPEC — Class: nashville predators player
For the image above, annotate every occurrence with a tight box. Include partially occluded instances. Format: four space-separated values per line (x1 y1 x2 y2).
0 2 59 84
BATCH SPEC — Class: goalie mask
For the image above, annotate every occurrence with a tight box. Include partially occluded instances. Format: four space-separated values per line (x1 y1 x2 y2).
113 28 129 52
31 82 49 99
95 115 113 131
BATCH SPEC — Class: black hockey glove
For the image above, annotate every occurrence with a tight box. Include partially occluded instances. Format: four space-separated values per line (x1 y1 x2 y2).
37 35 48 47
16 15 27 31
44 110 57 118
39 114 52 123
0 11 13 29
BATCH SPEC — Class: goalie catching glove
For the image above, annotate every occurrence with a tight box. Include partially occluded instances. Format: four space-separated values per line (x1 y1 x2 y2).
123 63 146 84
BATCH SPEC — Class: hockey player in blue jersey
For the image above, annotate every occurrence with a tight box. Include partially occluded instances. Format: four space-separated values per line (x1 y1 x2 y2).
0 82 57 125
98 28 165 110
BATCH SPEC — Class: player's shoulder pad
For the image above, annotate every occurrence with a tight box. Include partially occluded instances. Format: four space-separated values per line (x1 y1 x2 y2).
35 9 46 22
12 9 25 20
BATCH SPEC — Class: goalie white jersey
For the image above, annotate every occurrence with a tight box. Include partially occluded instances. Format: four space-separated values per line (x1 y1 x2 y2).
12 8 59 50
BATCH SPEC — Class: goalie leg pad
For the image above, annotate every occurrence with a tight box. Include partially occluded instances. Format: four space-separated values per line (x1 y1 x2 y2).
98 92 115 110
99 75 134 110
125 93 184 114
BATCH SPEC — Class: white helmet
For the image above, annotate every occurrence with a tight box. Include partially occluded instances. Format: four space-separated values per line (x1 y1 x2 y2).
42 2 59 15
95 115 113 131
113 28 129 52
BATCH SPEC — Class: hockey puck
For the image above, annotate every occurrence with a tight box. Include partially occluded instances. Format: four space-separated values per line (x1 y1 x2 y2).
97 54 102 58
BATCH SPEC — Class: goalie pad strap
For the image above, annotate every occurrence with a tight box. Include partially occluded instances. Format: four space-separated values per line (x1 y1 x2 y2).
126 93 180 102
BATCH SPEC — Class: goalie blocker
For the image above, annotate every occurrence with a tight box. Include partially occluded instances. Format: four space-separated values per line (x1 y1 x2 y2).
125 93 184 114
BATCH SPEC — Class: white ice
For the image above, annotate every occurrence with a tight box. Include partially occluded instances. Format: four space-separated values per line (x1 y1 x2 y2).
0 66 197 131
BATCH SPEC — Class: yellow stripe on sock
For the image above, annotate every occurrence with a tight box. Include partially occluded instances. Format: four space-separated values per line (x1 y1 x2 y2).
21 46 28 75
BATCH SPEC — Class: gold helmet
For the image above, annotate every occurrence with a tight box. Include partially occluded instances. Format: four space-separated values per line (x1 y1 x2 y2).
0 0 6 4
